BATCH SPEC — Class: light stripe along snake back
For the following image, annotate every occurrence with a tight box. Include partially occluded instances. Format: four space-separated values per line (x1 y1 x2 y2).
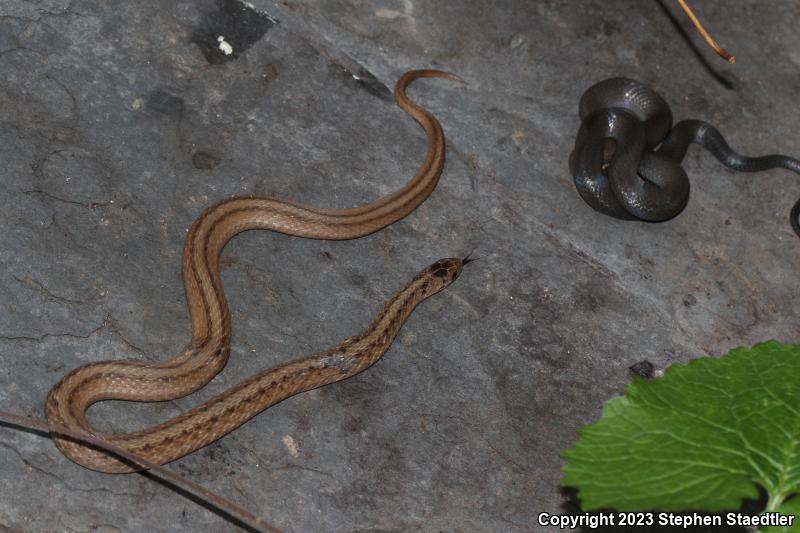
45 69 465 473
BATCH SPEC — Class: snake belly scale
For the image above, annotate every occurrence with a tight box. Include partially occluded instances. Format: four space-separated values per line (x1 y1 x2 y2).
45 70 465 473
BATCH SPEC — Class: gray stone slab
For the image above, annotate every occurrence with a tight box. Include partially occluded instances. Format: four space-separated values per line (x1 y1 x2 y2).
0 0 798 531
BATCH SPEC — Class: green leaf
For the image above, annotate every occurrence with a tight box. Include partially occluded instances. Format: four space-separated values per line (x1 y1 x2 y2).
763 497 800 533
562 340 800 515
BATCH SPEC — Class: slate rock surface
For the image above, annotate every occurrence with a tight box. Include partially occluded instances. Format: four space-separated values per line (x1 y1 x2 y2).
0 1 798 531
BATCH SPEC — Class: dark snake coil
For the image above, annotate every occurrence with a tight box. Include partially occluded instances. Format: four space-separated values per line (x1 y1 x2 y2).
570 78 800 238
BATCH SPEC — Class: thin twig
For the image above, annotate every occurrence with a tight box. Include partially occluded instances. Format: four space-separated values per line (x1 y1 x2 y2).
0 409 283 533
676 0 735 63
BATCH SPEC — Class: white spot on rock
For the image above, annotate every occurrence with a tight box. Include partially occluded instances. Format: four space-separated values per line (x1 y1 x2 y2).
282 435 300 457
217 35 234 56
509 33 526 49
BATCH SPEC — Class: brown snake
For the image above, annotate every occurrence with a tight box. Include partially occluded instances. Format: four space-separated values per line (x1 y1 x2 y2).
45 69 465 473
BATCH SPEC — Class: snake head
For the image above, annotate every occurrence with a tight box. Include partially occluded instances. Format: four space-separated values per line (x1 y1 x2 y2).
418 257 469 297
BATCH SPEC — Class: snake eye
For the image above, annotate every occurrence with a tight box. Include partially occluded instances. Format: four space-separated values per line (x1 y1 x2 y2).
432 267 449 278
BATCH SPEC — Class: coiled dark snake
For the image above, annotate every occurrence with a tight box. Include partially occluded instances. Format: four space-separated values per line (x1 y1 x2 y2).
45 69 466 473
570 77 800 237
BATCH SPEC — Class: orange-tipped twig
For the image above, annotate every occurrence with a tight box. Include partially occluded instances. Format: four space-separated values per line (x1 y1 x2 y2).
677 0 735 63
0 409 282 533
